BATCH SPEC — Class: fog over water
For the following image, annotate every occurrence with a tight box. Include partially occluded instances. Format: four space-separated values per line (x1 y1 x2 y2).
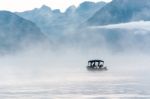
1 0 150 97
0 21 150 98
0 44 150 98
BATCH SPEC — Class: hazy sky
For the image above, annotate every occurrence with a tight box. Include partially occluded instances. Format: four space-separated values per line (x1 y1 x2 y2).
0 0 112 12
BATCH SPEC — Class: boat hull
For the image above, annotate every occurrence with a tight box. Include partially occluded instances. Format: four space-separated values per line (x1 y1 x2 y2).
87 66 107 71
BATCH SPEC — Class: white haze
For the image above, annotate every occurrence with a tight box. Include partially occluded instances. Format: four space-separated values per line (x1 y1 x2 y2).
0 43 150 98
1 0 150 98
0 20 150 85
0 21 150 98
0 42 150 86
90 21 150 32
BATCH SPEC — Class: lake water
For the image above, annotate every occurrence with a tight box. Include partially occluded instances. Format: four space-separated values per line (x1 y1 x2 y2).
0 69 150 99
0 52 150 99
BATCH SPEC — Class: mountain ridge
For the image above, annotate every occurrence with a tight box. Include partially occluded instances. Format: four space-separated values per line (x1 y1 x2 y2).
16 1 106 35
87 0 150 26
0 11 45 53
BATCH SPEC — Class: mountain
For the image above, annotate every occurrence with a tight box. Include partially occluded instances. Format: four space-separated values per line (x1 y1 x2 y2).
65 1 106 22
16 5 66 36
0 11 45 53
87 0 150 26
75 1 106 21
16 2 106 36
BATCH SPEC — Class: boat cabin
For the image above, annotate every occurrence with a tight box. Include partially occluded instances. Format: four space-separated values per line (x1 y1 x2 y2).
88 60 104 69
87 59 107 71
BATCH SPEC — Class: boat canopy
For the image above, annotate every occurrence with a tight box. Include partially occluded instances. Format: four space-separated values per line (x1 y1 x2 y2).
88 60 104 63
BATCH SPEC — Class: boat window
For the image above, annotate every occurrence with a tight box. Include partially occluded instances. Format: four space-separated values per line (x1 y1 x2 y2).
95 62 99 66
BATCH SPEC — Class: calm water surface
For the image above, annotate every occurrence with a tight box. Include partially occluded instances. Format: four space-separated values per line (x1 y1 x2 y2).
0 70 150 99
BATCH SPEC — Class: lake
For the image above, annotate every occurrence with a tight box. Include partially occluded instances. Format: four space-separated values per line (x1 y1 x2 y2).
0 69 150 99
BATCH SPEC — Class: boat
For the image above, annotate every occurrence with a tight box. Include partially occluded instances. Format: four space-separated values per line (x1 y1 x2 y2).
87 59 107 71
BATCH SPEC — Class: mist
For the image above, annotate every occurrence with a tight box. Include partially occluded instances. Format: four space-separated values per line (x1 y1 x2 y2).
90 21 150 31
0 37 150 98
0 29 150 87
1 13 150 90
0 25 150 99
1 1 150 98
